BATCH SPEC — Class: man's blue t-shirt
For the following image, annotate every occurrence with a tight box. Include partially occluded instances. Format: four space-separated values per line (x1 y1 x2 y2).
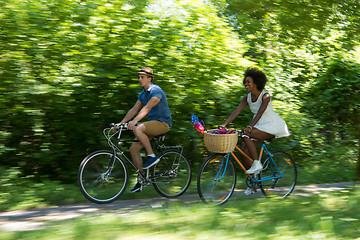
138 84 172 127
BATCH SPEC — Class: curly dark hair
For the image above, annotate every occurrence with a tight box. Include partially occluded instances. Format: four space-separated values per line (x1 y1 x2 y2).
243 67 268 91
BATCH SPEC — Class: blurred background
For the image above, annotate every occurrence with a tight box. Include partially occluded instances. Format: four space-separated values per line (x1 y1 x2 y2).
0 0 359 209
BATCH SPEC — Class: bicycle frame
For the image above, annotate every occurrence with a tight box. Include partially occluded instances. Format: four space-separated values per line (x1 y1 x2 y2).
197 130 296 204
100 126 137 177
225 142 282 184
105 125 184 183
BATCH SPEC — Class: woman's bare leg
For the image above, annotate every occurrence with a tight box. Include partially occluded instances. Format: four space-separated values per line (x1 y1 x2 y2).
240 141 260 170
243 128 274 161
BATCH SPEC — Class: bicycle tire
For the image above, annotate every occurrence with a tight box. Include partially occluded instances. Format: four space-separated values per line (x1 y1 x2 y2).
151 150 192 198
259 151 297 198
78 150 129 204
197 153 236 205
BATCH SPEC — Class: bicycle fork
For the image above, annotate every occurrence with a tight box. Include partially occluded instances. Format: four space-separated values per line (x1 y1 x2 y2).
100 153 117 182
218 153 230 181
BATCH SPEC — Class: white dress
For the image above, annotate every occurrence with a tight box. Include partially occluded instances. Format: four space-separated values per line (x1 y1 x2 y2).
247 91 290 138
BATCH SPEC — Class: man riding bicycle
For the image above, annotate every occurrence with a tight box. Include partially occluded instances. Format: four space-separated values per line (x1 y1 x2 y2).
116 67 172 193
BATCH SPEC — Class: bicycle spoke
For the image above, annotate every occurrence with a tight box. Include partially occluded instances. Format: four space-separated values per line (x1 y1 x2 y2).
152 150 191 198
197 154 236 205
78 151 129 204
259 151 297 198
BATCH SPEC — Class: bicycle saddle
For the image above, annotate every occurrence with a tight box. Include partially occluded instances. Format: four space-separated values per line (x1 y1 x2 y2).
153 134 166 142
264 136 275 144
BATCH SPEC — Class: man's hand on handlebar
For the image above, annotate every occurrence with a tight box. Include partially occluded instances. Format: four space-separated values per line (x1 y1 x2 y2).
127 120 137 130
110 123 118 133
111 122 137 132
111 122 126 132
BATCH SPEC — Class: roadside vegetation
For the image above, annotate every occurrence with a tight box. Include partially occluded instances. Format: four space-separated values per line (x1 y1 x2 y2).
1 185 359 239
0 163 355 212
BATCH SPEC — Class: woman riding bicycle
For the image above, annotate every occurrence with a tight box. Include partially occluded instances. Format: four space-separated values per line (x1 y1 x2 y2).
220 68 290 176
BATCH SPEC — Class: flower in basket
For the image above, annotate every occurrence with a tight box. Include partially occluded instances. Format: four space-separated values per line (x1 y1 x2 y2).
191 114 205 134
211 129 236 134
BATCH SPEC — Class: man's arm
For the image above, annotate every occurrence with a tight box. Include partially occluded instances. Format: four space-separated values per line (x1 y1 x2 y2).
119 101 143 124
128 97 160 129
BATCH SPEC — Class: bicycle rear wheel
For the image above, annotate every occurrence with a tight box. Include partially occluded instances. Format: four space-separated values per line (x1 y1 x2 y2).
197 153 236 205
78 150 128 204
152 150 192 198
259 151 296 197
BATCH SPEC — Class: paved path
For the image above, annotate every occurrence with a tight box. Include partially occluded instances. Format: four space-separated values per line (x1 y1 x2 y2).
0 182 355 232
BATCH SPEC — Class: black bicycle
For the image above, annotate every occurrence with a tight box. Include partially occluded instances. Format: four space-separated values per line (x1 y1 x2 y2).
78 123 192 204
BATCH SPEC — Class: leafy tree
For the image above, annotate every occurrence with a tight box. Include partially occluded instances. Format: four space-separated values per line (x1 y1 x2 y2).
211 0 360 98
0 0 253 181
304 59 360 179
217 0 360 49
211 0 360 174
1 0 358 183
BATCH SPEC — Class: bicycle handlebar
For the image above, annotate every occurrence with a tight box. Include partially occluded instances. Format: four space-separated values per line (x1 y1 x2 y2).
110 122 128 130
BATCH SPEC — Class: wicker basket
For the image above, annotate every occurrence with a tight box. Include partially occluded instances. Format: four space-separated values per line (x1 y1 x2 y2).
204 129 238 153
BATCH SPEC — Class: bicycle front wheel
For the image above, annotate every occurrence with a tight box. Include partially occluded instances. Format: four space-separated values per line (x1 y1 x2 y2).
259 151 297 198
78 150 129 204
197 153 236 205
152 150 192 198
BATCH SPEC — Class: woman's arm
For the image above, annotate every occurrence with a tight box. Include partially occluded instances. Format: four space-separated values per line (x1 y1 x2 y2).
220 95 248 128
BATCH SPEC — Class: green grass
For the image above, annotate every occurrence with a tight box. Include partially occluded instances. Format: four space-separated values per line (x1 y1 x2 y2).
0 162 356 213
1 188 359 239
0 167 199 212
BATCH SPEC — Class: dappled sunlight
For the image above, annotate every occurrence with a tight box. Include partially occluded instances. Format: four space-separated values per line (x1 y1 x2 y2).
1 188 359 239
1 0 359 192
0 1 359 239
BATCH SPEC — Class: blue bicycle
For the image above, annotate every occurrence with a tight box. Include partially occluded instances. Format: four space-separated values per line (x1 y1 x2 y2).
197 130 297 205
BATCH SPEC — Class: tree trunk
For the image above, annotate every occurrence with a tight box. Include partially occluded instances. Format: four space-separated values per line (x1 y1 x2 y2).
357 138 360 181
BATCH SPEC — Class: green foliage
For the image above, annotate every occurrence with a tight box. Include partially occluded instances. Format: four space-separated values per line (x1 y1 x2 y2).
0 0 253 181
305 59 360 137
303 58 360 179
216 0 360 106
0 0 359 183
213 0 360 175
0 167 82 212
222 0 360 49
